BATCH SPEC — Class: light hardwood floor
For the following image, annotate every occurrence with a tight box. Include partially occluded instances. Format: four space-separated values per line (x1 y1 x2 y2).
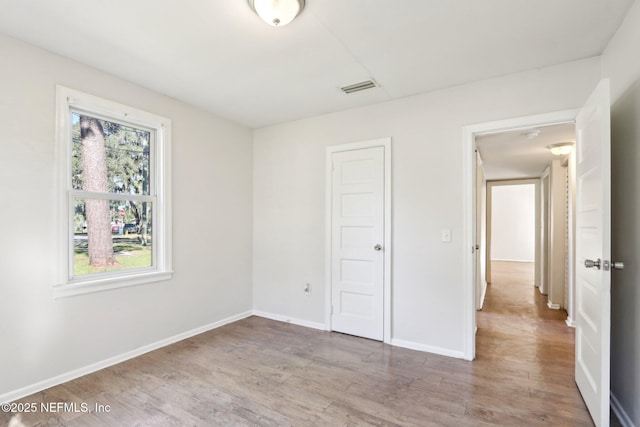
3 261 597 426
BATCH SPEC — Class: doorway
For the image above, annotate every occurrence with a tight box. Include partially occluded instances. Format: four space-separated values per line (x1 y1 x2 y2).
486 180 539 297
462 110 578 360
464 81 614 427
477 121 576 337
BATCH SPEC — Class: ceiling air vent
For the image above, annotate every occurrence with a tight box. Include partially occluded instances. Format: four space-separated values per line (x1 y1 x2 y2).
340 79 378 94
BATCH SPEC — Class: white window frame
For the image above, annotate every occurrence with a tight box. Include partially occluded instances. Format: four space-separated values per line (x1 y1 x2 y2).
55 86 172 298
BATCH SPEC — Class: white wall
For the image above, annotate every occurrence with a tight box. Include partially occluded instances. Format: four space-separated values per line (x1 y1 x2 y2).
548 159 567 309
602 1 640 424
490 184 536 262
0 34 254 400
253 57 601 355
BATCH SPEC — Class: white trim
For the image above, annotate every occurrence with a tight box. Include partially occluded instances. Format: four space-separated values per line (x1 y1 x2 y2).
565 150 577 331
462 126 476 361
488 178 542 185
547 301 561 310
486 178 540 288
391 339 465 359
462 109 579 361
534 179 542 288
484 165 491 292
55 85 172 295
325 138 392 344
478 280 488 310
565 318 576 328
252 310 326 331
0 310 252 405
611 393 636 427
53 271 173 298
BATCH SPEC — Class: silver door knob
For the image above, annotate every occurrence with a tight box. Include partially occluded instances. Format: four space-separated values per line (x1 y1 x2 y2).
611 261 625 270
585 258 601 269
373 244 383 251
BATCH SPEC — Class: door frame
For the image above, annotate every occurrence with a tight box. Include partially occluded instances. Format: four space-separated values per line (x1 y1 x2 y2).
325 138 392 343
540 167 551 295
462 109 578 360
486 178 541 286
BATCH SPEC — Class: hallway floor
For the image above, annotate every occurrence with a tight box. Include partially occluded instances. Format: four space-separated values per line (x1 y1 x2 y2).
476 261 594 425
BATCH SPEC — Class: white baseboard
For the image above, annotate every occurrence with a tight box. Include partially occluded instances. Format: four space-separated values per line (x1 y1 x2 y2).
565 317 576 328
391 338 465 359
547 301 561 310
611 392 636 427
252 310 326 331
254 312 466 360
0 310 253 404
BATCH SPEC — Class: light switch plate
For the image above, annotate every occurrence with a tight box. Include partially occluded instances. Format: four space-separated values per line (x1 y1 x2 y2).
441 228 451 243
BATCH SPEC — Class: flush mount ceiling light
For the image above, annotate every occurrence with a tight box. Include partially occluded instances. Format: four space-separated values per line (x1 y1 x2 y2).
547 142 575 156
248 0 305 27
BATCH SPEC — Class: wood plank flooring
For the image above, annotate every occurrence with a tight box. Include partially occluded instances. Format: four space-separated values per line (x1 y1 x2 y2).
2 261 597 426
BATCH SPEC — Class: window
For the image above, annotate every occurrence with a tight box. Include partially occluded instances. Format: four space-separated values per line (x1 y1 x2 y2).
55 86 172 297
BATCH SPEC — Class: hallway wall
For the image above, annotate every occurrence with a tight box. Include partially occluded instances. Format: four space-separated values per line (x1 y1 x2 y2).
490 184 536 262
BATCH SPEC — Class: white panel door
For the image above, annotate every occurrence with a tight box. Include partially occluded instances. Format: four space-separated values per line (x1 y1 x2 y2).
331 146 384 340
575 79 611 427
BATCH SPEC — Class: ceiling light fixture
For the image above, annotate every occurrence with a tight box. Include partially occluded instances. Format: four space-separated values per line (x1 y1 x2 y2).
248 0 305 27
547 142 575 156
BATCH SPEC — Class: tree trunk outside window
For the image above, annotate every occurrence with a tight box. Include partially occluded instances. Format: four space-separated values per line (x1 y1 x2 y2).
80 116 116 267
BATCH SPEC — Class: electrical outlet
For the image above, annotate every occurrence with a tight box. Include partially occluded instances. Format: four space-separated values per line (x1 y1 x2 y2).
304 283 311 295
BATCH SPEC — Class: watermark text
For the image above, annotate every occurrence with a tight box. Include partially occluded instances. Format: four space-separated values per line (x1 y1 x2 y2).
2 401 111 414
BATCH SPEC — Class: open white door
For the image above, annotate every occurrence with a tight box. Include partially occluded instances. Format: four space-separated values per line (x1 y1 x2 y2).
575 79 612 427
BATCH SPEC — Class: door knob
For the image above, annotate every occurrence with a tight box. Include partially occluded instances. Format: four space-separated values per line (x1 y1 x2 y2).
604 260 625 271
373 244 382 251
585 258 601 269
611 261 624 270
585 258 624 271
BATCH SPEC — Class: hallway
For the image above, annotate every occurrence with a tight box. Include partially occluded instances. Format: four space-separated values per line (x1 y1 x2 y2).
475 261 593 425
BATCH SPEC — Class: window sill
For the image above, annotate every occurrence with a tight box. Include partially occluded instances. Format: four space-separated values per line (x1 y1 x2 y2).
54 271 173 299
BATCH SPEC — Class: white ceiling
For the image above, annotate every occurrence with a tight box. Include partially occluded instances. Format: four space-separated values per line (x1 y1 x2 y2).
476 123 576 180
0 0 633 128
